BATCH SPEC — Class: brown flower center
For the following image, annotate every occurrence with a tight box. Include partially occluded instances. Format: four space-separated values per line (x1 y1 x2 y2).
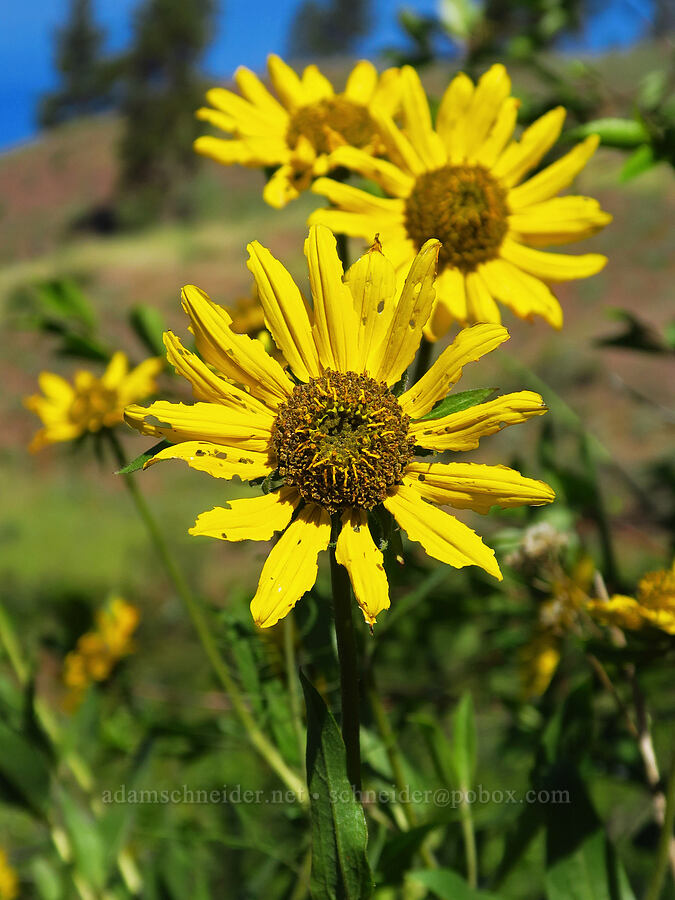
287 96 377 156
272 371 413 514
404 165 509 272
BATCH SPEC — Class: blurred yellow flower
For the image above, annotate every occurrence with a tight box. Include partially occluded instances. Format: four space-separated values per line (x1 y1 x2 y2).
310 64 611 338
0 849 18 900
194 56 400 208
125 226 554 629
587 562 675 635
63 597 140 707
25 352 163 452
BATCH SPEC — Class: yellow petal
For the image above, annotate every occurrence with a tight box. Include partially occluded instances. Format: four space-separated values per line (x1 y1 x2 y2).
465 270 502 324
410 390 547 451
499 238 607 281
301 64 334 102
371 67 402 116
267 54 305 109
124 400 273 451
246 241 321 381
251 504 331 628
344 60 378 103
374 238 440 385
37 372 75 403
424 268 468 339
181 284 293 407
196 105 236 132
234 66 288 121
144 440 273 480
436 71 474 161
336 509 390 625
480 258 563 328
345 239 397 375
119 357 163 402
190 487 299 542
507 195 612 246
400 323 509 418
384 484 501 579
201 87 275 134
311 176 406 216
371 110 425 176
474 97 520 168
262 163 304 208
463 64 512 159
404 462 555 513
194 135 266 167
102 352 129 388
304 225 360 372
163 331 274 415
400 66 447 169
328 146 414 198
492 107 567 186
508 135 600 208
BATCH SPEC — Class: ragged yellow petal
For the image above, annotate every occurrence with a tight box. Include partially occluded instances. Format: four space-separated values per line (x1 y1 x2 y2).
480 259 563 328
336 508 390 626
400 323 509 418
404 462 555 514
400 66 447 169
163 331 274 416
251 504 331 628
384 484 501 579
124 400 273 451
345 239 397 375
410 390 547 451
508 135 600 208
246 241 321 381
190 487 300 542
305 225 360 372
344 60 378 103
181 284 294 406
493 107 566 186
499 239 607 281
373 238 440 385
144 440 273 480
327 146 414 198
507 195 612 246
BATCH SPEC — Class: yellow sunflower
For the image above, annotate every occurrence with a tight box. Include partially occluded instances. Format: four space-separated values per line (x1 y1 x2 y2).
587 561 675 636
194 56 400 208
309 64 612 338
25 352 162 452
125 226 554 629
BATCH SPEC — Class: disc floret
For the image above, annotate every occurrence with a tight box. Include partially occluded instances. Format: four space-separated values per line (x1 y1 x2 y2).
404 164 509 272
287 97 377 156
272 371 414 514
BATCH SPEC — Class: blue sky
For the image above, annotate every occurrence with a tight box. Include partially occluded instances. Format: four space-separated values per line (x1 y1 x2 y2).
0 0 653 151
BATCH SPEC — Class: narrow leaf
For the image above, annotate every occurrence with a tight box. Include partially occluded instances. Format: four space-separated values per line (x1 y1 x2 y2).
565 118 649 148
130 304 168 358
450 692 477 790
115 440 171 475
420 389 497 421
0 720 51 814
300 671 372 900
619 144 655 182
408 868 504 899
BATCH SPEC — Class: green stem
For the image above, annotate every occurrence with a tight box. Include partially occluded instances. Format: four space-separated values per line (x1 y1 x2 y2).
283 616 305 772
329 543 361 793
108 431 307 805
459 792 478 888
644 755 675 900
412 336 434 386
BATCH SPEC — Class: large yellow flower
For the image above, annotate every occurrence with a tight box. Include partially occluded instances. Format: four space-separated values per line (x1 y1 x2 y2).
125 226 554 629
587 561 675 635
309 65 612 338
25 352 162 452
195 56 400 208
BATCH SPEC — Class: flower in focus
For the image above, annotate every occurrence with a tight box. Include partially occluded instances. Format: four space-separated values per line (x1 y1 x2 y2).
587 561 675 635
0 849 18 900
194 56 400 208
310 64 611 338
63 597 140 708
25 352 163 452
125 226 554 629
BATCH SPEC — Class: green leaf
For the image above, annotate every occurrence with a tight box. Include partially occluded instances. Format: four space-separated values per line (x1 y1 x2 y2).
596 309 673 355
450 692 477 790
565 118 649 149
58 789 107 891
115 440 171 474
35 279 97 331
408 868 504 899
300 671 373 900
129 304 168 358
0 719 51 815
620 144 655 182
419 389 497 421
546 829 636 900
